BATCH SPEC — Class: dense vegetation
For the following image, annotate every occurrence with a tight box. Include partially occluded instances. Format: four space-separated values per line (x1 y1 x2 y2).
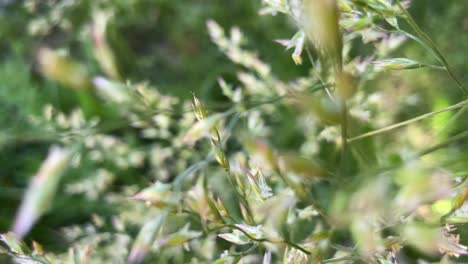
1 0 467 263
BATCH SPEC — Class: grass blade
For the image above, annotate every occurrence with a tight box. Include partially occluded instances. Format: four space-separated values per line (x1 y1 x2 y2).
348 99 468 142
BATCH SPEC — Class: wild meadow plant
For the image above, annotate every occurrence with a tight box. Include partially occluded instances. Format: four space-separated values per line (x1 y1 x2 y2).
1 0 468 263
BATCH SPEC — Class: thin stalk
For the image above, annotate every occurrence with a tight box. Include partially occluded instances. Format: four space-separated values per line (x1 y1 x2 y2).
173 113 241 191
374 26 437 60
377 24 468 139
305 45 336 103
416 130 468 158
213 224 312 255
340 101 348 177
237 191 256 225
227 244 259 257
421 64 446 71
435 104 468 138
208 224 312 255
0 133 56 148
348 99 468 142
322 256 361 263
396 0 468 96
274 167 330 225
362 130 468 181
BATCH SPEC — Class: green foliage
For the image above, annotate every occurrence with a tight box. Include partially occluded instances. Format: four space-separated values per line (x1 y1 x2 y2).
1 0 468 263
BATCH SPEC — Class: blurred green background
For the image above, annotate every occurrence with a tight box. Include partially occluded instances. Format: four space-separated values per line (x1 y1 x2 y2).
0 0 467 258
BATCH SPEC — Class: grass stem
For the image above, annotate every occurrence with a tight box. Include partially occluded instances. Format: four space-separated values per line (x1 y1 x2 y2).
396 0 468 96
348 99 468 142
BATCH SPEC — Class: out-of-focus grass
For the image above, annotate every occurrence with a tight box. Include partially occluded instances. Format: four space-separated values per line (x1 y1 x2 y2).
0 0 467 263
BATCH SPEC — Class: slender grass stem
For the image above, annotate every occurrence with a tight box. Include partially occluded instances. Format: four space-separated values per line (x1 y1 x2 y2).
305 45 336 103
396 0 468 96
416 130 468 158
207 209 314 258
435 104 468 138
322 255 361 263
340 101 348 177
227 243 258 257
211 224 312 255
348 99 468 142
422 64 446 71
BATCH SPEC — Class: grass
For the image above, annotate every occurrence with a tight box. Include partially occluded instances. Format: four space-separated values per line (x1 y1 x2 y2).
1 0 468 263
